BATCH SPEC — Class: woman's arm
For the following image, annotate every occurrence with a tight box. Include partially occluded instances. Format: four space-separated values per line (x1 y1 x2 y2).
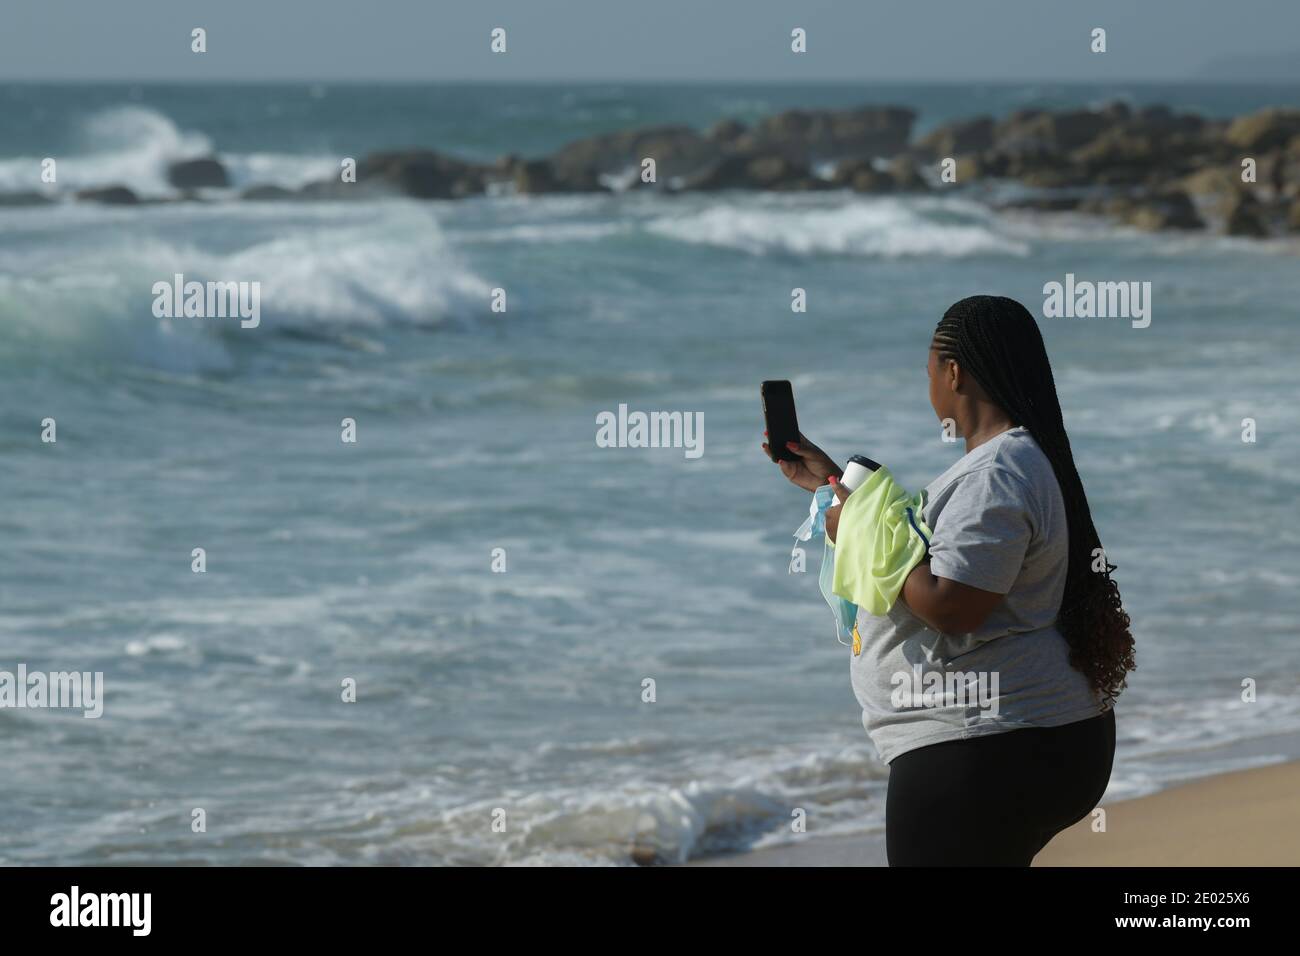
823 479 1006 635
897 563 1005 635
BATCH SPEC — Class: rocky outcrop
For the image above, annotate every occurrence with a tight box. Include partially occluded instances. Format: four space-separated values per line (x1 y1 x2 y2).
541 107 918 191
1223 193 1269 236
828 155 931 193
887 156 929 191
831 158 892 193
1138 192 1204 231
167 157 229 189
0 191 56 206
706 118 747 145
685 153 826 192
1179 164 1247 200
1070 126 1195 186
1225 109 1300 152
41 102 1300 238
549 125 718 188
736 106 915 163
511 158 606 195
1102 191 1204 231
994 109 1112 157
953 151 1009 181
353 150 487 199
75 186 139 205
912 116 994 159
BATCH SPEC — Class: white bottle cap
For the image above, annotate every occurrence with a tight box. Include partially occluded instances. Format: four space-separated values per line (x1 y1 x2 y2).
839 459 872 493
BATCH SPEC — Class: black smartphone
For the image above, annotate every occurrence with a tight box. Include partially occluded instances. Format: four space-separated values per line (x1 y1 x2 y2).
761 380 800 462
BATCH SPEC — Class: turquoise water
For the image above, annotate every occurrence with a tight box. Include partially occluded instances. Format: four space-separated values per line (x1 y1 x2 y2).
1 83 1298 864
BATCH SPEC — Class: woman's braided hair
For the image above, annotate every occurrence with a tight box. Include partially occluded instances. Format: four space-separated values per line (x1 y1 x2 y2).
932 295 1135 706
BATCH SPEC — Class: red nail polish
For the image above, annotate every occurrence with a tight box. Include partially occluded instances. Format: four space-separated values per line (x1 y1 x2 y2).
828 475 838 485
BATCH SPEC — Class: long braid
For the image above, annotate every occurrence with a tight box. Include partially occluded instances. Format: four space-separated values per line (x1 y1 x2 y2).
933 296 1135 706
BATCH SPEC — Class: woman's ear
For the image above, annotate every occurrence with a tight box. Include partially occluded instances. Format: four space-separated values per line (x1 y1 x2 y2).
946 357 963 393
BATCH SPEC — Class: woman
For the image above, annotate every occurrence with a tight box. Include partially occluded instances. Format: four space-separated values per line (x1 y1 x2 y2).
764 295 1134 866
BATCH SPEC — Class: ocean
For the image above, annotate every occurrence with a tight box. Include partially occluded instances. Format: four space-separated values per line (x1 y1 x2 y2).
1 82 1298 865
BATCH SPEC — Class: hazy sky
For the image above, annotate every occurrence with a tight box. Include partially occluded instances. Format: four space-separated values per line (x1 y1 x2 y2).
4 0 1298 82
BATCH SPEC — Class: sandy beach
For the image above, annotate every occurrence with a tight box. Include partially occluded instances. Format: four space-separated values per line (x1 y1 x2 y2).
689 758 1300 867
1035 759 1300 867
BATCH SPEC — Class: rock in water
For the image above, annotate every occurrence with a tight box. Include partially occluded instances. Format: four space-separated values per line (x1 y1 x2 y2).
1115 190 1204 231
831 158 892 192
887 155 929 191
355 150 486 199
75 186 139 205
994 109 1111 157
549 125 718 188
1226 109 1300 152
513 160 557 194
515 158 605 194
684 152 816 191
1223 193 1269 237
1179 165 1247 200
1288 200 1300 232
1071 127 1186 186
706 118 747 144
913 116 995 160
741 106 916 163
0 191 56 206
168 157 230 189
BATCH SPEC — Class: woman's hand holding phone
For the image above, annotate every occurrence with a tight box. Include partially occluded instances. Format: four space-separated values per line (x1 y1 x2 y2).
761 433 842 493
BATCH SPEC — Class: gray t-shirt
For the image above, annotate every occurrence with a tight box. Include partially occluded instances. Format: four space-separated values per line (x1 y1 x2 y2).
848 426 1104 764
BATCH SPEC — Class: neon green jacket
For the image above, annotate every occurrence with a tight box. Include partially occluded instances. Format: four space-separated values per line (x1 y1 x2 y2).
830 466 933 616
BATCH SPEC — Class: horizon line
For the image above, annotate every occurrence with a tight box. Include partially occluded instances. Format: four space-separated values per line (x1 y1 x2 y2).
2 76 1298 86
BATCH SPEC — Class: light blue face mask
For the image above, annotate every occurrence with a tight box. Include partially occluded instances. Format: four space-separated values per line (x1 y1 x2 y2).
820 537 859 644
793 483 859 645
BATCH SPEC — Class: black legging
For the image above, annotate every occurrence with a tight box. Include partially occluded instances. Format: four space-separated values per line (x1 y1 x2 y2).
885 707 1116 866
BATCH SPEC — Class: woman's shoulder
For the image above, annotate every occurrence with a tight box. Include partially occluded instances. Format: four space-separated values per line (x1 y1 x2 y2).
926 427 1023 483
984 427 1063 519
990 427 1054 483
925 428 1053 513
